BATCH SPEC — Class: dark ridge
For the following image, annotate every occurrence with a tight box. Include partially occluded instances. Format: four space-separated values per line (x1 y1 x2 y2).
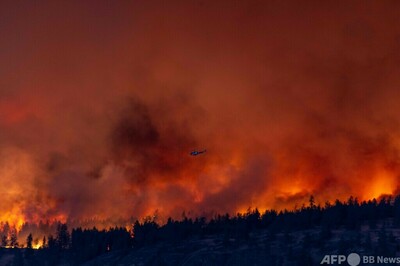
2 195 400 265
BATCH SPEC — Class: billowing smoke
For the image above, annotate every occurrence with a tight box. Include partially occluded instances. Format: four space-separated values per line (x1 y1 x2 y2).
1 1 400 225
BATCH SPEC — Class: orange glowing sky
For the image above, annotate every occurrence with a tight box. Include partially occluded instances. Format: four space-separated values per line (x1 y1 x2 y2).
1 1 400 225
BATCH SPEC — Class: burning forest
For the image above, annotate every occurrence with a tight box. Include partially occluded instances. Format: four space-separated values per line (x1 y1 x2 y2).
1 0 400 265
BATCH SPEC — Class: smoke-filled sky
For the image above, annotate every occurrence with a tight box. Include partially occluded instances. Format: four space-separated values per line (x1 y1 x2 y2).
1 0 400 225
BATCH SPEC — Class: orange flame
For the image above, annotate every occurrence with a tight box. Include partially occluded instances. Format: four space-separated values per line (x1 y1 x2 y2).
365 171 396 199
0 210 25 230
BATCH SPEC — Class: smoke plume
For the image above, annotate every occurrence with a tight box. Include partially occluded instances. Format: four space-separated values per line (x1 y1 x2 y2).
1 1 400 224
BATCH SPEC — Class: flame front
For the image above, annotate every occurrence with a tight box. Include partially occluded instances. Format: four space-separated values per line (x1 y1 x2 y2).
0 211 25 231
0 0 400 229
32 240 43 250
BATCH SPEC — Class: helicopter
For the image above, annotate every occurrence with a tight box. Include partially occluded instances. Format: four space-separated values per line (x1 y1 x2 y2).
190 149 207 156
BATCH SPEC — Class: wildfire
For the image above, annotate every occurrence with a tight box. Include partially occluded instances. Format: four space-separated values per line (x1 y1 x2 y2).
365 171 396 200
32 241 43 249
0 211 25 231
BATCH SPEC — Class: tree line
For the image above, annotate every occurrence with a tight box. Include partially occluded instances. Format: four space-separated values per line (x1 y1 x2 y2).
3 194 400 265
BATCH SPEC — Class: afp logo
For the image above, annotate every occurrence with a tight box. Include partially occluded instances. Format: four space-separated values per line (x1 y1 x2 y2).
320 253 361 266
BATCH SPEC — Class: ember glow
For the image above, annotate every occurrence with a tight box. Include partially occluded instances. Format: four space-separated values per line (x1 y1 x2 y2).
1 1 400 227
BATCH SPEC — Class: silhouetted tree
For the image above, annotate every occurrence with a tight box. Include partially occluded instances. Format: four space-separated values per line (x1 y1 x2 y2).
56 223 70 250
25 233 33 259
26 233 33 249
46 235 60 265
133 220 159 246
15 192 400 265
47 235 56 250
309 195 315 209
1 234 8 247
10 231 18 248
42 236 47 248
